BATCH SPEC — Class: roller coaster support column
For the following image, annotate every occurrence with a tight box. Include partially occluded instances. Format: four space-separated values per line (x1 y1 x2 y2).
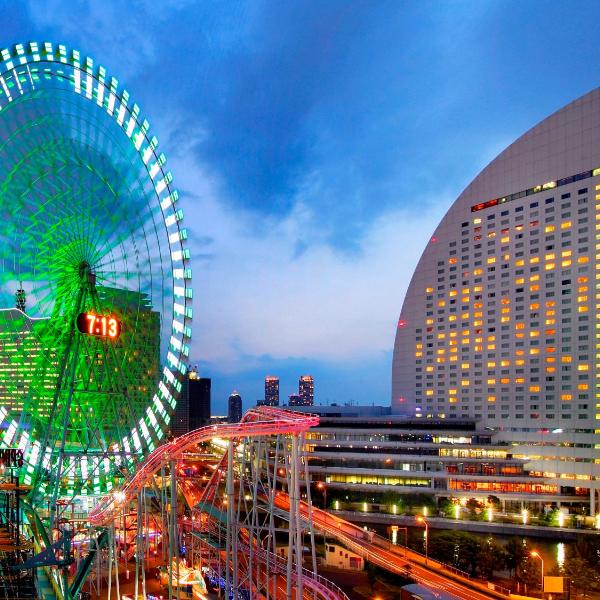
286 433 303 599
226 439 238 598
168 460 178 600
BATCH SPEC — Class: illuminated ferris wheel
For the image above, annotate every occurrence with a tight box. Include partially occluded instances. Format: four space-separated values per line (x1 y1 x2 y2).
0 42 192 506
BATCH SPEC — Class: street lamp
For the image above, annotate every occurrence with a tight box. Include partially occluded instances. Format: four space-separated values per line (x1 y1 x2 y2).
316 482 327 509
416 516 429 566
531 550 544 591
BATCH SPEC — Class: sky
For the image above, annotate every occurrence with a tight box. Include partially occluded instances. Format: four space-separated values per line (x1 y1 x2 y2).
3 1 600 413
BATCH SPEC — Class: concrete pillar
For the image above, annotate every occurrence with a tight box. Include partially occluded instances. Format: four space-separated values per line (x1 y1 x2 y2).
590 488 595 517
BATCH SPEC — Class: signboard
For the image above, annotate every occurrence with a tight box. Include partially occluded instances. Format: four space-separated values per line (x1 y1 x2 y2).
544 576 564 593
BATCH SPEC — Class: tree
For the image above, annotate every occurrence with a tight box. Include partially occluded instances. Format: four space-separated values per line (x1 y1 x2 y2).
366 562 377 591
487 495 501 508
563 556 599 597
428 531 480 576
438 498 455 517
504 538 528 578
516 556 541 593
477 537 505 579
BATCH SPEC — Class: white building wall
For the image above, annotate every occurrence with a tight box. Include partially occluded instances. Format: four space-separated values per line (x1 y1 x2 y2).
392 89 600 498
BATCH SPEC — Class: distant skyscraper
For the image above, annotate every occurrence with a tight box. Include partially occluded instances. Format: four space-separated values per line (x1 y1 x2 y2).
228 391 242 423
172 368 211 435
288 394 302 407
190 375 211 430
265 375 279 406
299 375 314 406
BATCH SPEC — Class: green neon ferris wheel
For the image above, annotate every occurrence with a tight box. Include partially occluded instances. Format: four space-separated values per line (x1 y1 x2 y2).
0 42 192 503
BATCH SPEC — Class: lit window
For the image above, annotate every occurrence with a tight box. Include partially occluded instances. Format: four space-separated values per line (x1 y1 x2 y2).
578 256 589 264
561 356 572 363
561 221 572 229
545 225 555 233
578 364 590 371
561 394 572 401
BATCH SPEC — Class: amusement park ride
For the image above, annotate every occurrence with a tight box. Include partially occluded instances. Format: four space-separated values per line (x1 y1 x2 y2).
0 41 507 600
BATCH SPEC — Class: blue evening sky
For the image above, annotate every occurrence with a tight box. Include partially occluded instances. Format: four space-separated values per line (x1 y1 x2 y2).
2 1 600 413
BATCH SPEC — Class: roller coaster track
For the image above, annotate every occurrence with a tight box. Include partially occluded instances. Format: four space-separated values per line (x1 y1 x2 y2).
90 407 507 600
89 406 318 526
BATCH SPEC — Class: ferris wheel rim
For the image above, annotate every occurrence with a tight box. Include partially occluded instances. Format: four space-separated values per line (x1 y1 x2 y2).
0 41 192 496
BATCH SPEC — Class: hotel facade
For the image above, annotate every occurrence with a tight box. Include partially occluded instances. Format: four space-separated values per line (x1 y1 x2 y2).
391 89 600 514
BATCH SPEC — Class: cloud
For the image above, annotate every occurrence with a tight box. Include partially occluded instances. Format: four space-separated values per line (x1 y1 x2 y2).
172 144 448 375
24 0 195 78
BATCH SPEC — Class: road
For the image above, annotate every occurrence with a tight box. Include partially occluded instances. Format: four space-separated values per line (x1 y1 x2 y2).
274 493 506 600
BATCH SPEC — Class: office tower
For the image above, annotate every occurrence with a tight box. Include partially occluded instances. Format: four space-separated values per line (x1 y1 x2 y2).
172 368 211 435
228 391 242 423
299 375 314 406
189 374 211 430
265 375 279 406
392 88 600 513
288 394 302 407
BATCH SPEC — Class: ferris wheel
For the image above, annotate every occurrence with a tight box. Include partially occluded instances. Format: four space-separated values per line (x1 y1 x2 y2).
0 42 192 507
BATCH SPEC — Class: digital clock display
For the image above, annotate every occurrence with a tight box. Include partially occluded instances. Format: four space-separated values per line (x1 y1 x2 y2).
76 312 121 340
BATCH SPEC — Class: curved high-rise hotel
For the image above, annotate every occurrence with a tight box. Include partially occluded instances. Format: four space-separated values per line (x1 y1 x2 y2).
392 89 600 511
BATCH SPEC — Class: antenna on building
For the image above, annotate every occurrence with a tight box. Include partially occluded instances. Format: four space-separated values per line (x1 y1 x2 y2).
15 282 25 312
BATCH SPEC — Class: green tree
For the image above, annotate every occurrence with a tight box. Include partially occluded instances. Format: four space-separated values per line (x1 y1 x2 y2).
563 556 599 597
504 538 528 578
516 556 541 593
477 537 505 579
438 498 455 517
428 531 480 576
